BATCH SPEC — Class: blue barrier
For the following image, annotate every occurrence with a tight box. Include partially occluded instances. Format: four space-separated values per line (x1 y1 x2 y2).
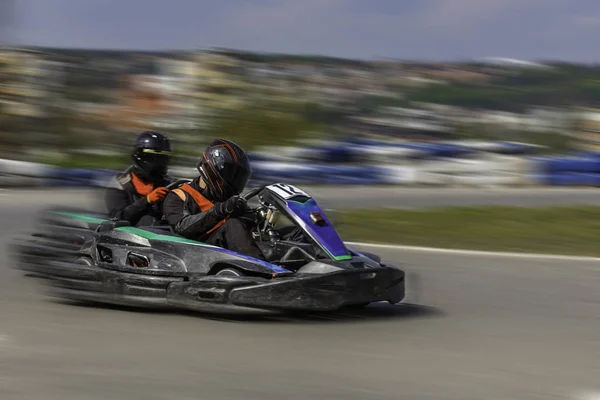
6 143 600 188
300 144 359 163
343 139 542 157
535 157 600 174
344 142 473 159
41 168 117 187
569 151 600 159
492 142 539 155
531 173 600 186
249 162 388 185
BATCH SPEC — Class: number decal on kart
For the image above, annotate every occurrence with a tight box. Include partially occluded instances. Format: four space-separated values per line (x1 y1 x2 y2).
267 183 310 200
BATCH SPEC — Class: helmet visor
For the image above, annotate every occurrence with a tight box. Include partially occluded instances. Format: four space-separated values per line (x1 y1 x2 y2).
140 151 170 176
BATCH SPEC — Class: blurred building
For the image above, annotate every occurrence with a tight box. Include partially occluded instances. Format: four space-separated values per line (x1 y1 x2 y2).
136 56 200 131
0 47 65 119
112 73 167 131
0 47 68 153
72 55 199 139
0 45 581 159
347 106 454 141
572 108 600 152
194 51 248 117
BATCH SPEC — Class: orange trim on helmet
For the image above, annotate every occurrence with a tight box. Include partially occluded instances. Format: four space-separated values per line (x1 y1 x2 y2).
208 140 239 163
221 141 239 162
200 152 224 199
205 153 226 196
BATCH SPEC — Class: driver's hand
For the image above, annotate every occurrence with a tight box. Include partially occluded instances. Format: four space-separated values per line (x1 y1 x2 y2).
147 187 169 204
214 196 246 218
230 197 248 218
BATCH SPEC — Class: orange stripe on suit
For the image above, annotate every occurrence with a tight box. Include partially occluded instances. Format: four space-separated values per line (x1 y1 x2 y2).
172 184 227 237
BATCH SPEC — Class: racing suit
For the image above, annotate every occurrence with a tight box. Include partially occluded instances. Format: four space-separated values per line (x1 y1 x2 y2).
162 179 267 260
104 166 172 226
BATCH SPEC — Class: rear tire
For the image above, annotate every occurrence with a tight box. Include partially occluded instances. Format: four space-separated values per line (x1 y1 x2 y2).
215 267 244 277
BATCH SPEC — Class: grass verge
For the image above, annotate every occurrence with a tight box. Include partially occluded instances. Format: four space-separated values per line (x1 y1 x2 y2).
336 206 600 257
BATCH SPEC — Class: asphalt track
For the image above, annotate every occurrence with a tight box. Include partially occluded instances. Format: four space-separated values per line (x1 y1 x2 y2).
5 186 600 209
1 193 600 399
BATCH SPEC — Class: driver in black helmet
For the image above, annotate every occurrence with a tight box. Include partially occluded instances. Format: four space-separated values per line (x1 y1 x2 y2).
105 131 173 226
162 138 267 261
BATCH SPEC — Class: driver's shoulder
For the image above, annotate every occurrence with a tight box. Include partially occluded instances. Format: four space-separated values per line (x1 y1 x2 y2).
165 188 187 203
162 189 192 216
106 167 133 190
106 175 129 190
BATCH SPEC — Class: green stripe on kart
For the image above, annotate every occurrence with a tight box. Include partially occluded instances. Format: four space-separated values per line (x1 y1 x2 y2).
115 226 219 248
53 211 108 224
54 212 354 260
118 227 352 259
52 213 211 247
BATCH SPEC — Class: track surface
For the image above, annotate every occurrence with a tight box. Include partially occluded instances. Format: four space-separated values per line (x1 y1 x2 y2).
1 195 600 399
5 186 600 209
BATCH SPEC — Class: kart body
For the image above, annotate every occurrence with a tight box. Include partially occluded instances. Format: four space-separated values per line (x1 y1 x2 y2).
13 182 405 312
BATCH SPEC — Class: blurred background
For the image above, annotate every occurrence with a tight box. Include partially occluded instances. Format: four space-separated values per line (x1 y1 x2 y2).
4 0 600 188
4 2 600 400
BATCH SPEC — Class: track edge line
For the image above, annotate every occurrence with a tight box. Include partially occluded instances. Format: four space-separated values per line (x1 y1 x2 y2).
345 241 600 261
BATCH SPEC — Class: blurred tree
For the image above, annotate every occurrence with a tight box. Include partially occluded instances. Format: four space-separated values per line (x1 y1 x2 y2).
407 66 600 111
0 54 25 156
209 97 325 150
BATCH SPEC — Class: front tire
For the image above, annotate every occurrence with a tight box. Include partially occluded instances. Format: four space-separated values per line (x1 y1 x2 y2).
74 256 93 266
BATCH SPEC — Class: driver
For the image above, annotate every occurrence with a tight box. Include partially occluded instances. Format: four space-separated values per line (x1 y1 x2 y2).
162 138 267 261
105 131 173 226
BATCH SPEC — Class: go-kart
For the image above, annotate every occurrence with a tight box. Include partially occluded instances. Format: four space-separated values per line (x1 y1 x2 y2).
13 181 405 312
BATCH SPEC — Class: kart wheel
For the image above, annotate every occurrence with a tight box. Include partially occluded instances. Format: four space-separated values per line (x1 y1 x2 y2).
74 256 93 266
215 267 244 277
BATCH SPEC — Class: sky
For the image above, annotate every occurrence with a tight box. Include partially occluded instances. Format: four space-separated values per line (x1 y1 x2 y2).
5 0 600 62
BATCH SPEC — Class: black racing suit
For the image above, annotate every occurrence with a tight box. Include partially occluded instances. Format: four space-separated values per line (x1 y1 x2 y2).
104 166 172 227
162 179 266 260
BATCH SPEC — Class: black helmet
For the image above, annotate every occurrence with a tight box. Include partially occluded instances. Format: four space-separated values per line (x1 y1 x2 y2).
196 139 251 202
131 131 171 181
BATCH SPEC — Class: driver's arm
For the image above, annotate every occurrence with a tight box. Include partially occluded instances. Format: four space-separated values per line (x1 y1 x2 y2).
105 187 150 225
162 192 223 239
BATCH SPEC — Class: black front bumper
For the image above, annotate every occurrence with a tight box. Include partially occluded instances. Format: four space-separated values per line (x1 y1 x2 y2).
168 267 405 312
15 249 405 312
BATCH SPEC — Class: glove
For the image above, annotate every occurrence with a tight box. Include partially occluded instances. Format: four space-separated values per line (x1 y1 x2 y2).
147 187 169 204
213 196 246 218
231 197 248 218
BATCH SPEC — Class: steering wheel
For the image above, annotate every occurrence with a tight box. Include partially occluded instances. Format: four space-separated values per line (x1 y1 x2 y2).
237 185 265 221
241 185 267 201
238 185 276 236
166 179 192 190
